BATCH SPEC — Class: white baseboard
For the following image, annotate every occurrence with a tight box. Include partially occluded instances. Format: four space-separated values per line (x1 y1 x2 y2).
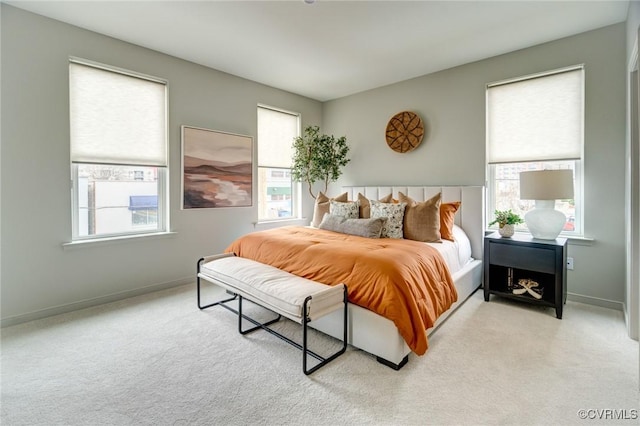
567 292 624 311
1 277 193 328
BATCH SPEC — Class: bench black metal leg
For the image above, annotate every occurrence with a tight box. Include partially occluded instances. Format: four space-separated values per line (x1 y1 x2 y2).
197 257 237 310
238 296 326 363
238 296 282 334
234 287 348 375
302 285 348 375
198 256 348 375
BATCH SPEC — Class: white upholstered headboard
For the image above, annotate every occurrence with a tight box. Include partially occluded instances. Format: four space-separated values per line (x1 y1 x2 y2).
341 186 485 260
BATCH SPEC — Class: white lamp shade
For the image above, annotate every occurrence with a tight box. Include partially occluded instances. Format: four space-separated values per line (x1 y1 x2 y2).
520 170 574 200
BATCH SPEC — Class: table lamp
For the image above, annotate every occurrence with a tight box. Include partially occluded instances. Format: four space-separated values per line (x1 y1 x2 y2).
519 170 574 240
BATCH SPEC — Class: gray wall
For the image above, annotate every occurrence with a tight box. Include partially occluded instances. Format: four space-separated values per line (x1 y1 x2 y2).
323 24 627 306
628 1 640 57
0 5 321 323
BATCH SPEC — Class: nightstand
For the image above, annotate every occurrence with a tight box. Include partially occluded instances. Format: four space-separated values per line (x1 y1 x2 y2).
483 232 567 318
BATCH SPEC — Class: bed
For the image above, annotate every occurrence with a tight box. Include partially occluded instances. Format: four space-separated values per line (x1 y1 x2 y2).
225 186 484 369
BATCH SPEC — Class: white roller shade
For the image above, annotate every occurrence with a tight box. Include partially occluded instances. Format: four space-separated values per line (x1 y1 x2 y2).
487 67 583 164
257 106 298 168
70 61 167 166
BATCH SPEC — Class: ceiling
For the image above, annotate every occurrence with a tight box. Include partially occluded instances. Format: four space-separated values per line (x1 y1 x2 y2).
5 0 631 101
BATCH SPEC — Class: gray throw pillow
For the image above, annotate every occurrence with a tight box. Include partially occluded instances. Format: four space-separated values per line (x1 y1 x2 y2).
318 214 388 239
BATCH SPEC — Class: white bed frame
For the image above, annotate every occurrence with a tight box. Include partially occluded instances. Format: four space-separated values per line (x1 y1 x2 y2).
308 185 485 369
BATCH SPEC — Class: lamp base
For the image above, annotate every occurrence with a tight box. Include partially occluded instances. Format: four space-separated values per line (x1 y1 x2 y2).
524 200 566 240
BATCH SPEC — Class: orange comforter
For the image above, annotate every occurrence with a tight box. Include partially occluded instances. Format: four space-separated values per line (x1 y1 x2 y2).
225 226 457 355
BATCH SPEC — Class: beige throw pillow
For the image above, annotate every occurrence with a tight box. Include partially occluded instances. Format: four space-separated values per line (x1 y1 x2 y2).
398 192 442 242
312 192 348 227
357 193 394 218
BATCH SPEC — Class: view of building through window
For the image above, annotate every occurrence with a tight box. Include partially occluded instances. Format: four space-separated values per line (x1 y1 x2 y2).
491 161 576 232
76 164 159 237
257 167 293 219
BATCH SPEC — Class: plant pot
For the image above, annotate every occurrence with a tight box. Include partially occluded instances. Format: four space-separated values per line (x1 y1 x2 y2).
498 224 515 238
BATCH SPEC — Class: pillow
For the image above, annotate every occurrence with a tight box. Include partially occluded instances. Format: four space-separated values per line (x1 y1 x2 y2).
318 214 387 238
329 200 360 219
398 192 442 242
311 192 348 227
357 193 393 218
370 200 407 239
452 224 472 266
440 202 461 241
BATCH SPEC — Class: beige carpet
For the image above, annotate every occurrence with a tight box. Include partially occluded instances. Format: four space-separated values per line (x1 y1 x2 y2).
1 283 638 425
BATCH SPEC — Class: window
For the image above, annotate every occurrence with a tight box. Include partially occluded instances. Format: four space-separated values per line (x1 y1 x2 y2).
69 59 168 240
486 66 584 235
257 105 300 220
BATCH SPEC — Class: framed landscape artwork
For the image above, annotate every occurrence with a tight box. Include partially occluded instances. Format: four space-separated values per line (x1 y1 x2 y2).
181 125 253 209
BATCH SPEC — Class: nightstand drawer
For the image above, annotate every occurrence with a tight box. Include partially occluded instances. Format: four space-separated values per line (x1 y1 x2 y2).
489 243 555 274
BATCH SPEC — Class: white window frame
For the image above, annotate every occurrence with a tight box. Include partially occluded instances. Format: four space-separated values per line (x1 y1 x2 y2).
257 104 301 222
486 65 584 238
69 58 169 241
486 161 583 236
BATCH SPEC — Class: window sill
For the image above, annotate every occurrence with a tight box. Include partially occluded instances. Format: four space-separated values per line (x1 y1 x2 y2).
63 231 177 250
563 234 594 246
485 229 594 246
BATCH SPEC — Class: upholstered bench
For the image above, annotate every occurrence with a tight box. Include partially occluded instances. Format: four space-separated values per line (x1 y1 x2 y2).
197 253 348 375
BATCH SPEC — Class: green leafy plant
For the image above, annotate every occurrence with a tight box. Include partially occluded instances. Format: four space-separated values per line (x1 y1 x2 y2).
489 209 524 227
291 125 350 199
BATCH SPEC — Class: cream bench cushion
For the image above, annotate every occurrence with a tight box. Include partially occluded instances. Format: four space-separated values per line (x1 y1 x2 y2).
199 255 345 323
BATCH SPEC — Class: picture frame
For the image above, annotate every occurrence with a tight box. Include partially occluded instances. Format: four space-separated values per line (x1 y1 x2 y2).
181 125 253 209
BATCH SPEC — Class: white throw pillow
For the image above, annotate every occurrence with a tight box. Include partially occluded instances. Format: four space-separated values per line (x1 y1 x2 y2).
329 200 360 219
370 200 407 239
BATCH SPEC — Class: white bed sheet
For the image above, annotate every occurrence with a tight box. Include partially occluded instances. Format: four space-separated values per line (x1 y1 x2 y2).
425 224 473 275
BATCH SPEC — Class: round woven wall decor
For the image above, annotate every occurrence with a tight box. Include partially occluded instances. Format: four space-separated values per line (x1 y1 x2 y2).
385 111 425 153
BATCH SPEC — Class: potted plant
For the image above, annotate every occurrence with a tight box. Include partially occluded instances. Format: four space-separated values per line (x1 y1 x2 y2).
291 125 350 199
489 209 523 238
